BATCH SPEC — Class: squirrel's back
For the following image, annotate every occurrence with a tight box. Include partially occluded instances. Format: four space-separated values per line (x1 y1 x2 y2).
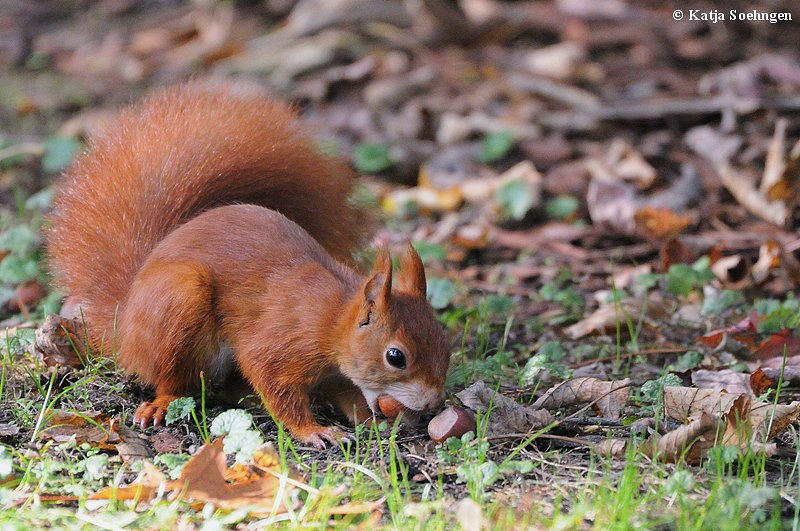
46 81 369 349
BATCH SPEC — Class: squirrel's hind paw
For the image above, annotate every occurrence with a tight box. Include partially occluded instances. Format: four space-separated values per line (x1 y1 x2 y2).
133 395 180 429
300 425 351 450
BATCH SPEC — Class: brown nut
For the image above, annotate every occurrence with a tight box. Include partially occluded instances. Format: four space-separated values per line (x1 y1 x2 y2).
427 406 476 443
377 394 406 418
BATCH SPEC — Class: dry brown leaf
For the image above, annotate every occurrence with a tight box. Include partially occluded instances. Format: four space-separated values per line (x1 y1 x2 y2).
455 381 553 436
721 394 754 447
664 387 800 443
91 440 304 513
691 369 752 395
750 401 800 439
595 139 657 189
721 395 800 447
178 439 286 511
642 412 719 464
761 118 788 195
749 368 773 395
531 377 631 419
709 254 751 288
633 206 691 239
565 294 669 340
715 163 788 227
40 412 124 451
663 387 740 423
90 461 166 502
755 366 800 389
684 125 742 166
659 237 692 272
34 315 87 367
751 329 800 360
755 355 800 370
594 438 628 458
585 177 637 234
696 311 759 350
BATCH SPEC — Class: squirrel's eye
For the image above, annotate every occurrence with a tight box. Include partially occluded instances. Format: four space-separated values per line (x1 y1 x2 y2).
385 348 406 369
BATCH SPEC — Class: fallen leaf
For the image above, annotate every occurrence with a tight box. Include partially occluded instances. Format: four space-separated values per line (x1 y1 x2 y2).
0 424 20 437
455 381 553 436
754 366 800 389
751 329 800 360
34 315 87 367
532 377 631 419
659 237 692 272
594 438 628 458
684 125 742 165
696 310 759 350
90 461 166 502
633 206 691 239
691 369 752 395
663 387 740 423
585 177 637 234
721 394 754 447
40 412 127 451
750 401 800 439
749 368 773 395
565 294 670 340
641 412 718 464
91 439 300 513
663 386 800 442
709 254 751 288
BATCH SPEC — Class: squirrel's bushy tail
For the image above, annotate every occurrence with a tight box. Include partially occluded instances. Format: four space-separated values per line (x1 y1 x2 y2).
46 81 369 350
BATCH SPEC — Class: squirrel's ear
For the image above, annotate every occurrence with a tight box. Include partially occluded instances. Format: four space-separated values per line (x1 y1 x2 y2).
363 248 392 310
397 242 426 298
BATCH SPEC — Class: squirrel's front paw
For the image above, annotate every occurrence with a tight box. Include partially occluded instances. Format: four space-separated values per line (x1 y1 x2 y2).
299 425 351 450
133 395 179 429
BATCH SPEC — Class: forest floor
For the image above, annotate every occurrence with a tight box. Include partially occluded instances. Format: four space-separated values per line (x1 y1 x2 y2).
1 0 800 528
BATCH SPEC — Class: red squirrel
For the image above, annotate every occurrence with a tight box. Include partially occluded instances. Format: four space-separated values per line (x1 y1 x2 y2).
45 81 450 448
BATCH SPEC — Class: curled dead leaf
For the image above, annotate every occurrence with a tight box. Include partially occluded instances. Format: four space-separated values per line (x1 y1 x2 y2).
594 438 628 458
710 254 751 289
532 377 631 419
641 412 718 464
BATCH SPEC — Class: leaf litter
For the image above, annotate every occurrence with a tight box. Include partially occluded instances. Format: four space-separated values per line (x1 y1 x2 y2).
3 0 800 525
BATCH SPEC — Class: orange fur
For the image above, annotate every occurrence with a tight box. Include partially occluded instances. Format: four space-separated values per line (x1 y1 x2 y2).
46 82 450 448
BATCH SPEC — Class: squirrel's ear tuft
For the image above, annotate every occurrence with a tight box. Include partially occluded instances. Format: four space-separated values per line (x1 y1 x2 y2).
363 248 392 309
397 242 426 298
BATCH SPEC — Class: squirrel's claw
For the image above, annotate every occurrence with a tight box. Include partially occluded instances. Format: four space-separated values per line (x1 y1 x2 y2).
133 395 179 429
303 426 351 450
